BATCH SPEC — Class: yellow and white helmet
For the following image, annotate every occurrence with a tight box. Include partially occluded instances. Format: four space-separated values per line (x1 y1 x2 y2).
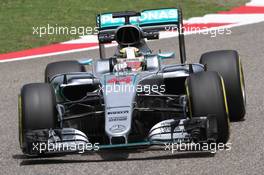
119 47 140 59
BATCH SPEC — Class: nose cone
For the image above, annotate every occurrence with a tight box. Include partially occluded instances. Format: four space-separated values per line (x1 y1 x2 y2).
102 74 137 138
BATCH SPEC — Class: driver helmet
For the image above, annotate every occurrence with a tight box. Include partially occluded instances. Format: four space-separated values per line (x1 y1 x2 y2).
119 47 141 59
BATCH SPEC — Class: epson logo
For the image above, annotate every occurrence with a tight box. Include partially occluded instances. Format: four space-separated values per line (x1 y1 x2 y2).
108 110 129 115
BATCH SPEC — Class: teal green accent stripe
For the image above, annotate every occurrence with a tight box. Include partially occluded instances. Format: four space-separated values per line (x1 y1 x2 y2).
98 141 151 149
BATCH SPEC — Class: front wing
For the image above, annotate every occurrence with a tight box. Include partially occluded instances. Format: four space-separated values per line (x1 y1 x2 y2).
22 115 217 155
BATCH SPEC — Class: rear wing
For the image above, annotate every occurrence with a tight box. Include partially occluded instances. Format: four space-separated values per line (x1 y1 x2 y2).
96 8 186 64
97 8 180 32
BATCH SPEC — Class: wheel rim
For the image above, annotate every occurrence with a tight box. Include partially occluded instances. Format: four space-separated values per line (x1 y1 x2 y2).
185 80 192 117
18 95 23 147
239 58 246 109
220 77 230 136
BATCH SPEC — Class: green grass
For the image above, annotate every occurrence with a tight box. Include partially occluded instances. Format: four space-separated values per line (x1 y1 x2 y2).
0 0 248 54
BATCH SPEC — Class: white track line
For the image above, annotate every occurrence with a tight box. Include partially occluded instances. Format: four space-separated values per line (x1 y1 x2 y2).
247 0 264 6
186 14 264 24
0 46 98 63
63 35 98 44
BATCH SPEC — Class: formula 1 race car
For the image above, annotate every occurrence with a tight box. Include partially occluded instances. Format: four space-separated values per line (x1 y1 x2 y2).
18 8 246 155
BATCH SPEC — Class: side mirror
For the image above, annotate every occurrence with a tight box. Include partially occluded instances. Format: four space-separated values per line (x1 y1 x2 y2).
79 58 93 65
158 52 175 60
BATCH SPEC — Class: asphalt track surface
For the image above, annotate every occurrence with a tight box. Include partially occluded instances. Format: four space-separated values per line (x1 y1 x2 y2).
0 22 264 175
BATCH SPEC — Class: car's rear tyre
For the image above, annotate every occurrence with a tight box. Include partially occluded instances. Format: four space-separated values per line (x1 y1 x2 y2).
200 50 246 121
19 83 58 153
45 60 86 82
186 71 230 143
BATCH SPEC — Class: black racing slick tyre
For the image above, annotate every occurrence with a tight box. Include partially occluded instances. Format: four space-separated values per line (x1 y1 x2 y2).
18 83 57 153
186 71 230 143
45 60 86 82
200 50 246 121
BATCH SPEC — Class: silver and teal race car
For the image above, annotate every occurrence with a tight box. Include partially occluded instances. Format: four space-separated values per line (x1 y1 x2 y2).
18 8 246 155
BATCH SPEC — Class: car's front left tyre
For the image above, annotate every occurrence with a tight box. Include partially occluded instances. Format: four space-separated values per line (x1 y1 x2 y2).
19 83 58 154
